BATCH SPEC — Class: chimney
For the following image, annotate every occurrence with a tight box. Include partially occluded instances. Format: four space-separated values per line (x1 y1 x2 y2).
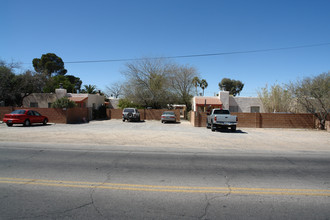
55 84 67 99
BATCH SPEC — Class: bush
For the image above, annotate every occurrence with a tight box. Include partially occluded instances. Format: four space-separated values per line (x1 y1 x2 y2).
118 98 141 109
51 97 76 108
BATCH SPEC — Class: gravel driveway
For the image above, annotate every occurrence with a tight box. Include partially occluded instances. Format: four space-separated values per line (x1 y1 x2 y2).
0 120 329 153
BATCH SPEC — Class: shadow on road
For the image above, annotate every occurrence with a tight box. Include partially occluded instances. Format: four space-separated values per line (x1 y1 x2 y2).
9 124 53 128
161 121 181 124
124 120 146 123
213 128 247 134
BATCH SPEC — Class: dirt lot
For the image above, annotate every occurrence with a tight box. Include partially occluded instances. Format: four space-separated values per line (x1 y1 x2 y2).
0 120 329 153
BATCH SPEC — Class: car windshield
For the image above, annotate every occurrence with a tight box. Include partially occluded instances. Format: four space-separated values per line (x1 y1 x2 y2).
124 109 135 113
213 110 230 114
10 110 26 114
163 111 175 115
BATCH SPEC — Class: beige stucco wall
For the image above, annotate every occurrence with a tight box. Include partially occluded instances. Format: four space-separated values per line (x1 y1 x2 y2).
219 91 264 113
23 93 57 108
23 91 105 110
219 91 230 109
229 96 265 113
86 94 105 109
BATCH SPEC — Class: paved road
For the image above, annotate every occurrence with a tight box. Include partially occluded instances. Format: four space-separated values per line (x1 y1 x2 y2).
0 143 329 219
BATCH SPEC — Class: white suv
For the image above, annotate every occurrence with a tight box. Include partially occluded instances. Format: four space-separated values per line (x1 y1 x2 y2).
122 108 140 122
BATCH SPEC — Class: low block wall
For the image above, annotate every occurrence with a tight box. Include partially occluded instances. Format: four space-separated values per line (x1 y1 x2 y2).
0 107 14 121
107 109 181 121
326 121 330 132
0 107 88 124
191 111 316 129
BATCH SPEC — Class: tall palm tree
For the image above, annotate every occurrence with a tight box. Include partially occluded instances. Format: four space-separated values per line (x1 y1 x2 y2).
192 77 200 96
200 79 208 96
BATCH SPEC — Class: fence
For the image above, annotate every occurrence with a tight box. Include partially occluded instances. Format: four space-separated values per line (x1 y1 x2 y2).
0 107 89 124
107 109 181 121
190 111 316 129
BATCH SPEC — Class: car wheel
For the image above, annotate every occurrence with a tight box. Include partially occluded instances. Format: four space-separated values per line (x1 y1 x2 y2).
211 122 216 132
23 120 31 127
43 118 48 125
231 126 236 132
6 123 13 127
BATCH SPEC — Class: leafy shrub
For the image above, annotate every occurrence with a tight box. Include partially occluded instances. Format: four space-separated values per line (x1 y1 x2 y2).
51 97 76 108
118 98 141 109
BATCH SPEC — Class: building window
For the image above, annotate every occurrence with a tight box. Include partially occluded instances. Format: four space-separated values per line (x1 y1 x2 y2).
30 102 38 108
251 106 260 113
229 106 238 112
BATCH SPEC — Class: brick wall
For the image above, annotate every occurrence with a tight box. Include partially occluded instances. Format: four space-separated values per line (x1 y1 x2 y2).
107 109 181 121
191 111 316 129
259 113 314 128
0 107 14 121
232 113 260 128
67 108 89 124
190 111 207 127
0 107 88 124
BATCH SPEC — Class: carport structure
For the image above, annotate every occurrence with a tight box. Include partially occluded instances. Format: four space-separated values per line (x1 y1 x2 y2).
192 96 223 112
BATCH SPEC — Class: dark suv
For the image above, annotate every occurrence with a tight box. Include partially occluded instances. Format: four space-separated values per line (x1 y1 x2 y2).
122 108 140 122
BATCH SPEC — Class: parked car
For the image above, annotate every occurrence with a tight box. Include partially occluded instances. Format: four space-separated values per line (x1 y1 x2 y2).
161 111 176 123
206 109 237 132
122 108 140 122
2 109 48 127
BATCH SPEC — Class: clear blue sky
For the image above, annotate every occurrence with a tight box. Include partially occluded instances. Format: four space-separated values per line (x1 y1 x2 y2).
1 0 330 97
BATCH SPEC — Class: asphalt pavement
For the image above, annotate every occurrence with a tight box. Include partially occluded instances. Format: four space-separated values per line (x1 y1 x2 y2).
0 120 329 219
0 143 329 219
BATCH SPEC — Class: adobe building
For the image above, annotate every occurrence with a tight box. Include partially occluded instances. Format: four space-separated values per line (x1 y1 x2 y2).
22 88 105 120
192 91 264 113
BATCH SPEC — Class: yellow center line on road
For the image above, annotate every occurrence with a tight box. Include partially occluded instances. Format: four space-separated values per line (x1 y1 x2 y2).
0 177 330 197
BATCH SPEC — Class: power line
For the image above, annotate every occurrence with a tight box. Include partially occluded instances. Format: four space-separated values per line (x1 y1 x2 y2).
64 42 330 64
22 42 330 65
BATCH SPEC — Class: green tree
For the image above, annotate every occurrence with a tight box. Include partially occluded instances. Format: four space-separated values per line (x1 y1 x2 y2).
117 98 142 109
32 53 67 77
200 79 208 96
219 78 244 96
81 84 97 94
0 61 44 106
14 70 45 105
51 97 76 108
43 75 82 93
0 61 17 106
65 75 82 92
288 72 330 130
258 83 293 113
192 76 200 96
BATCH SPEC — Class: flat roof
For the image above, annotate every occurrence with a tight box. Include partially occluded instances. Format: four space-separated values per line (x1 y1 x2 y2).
194 97 222 105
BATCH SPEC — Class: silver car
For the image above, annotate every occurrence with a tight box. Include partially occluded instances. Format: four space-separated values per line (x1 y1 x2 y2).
161 111 176 123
